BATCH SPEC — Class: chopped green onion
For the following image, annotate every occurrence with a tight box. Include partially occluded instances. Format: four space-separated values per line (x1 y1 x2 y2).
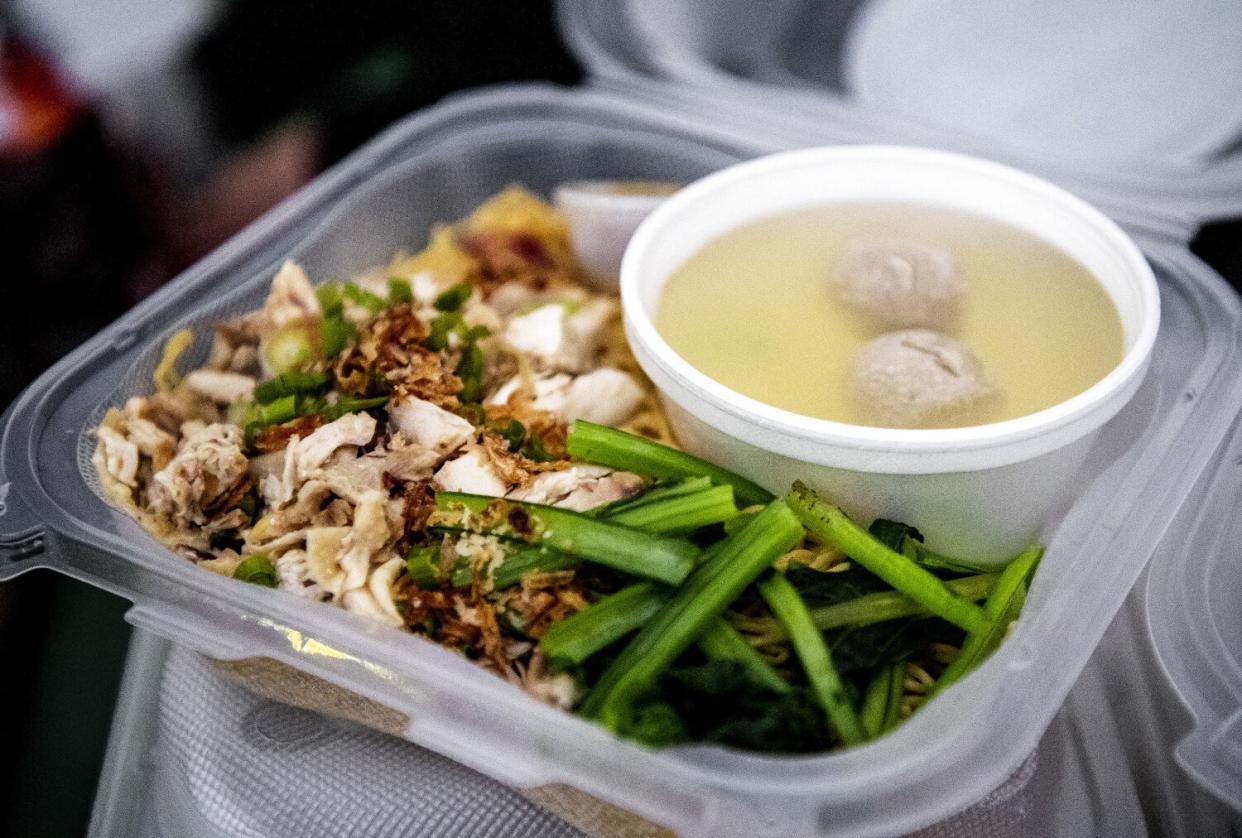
425 313 462 351
234 554 277 587
321 395 388 422
344 283 387 313
566 421 773 508
697 618 790 694
457 403 486 426
316 283 343 316
263 326 317 374
496 419 526 452
405 545 442 588
388 277 414 304
523 432 555 462
254 394 298 426
786 483 988 634
433 492 698 585
320 313 354 358
254 370 332 403
758 572 864 746
581 499 804 729
592 477 712 518
456 341 484 404
434 282 472 312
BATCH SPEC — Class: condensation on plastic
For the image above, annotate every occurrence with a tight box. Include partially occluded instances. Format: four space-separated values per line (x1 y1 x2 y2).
4 85 1242 836
556 0 1242 239
92 631 1151 838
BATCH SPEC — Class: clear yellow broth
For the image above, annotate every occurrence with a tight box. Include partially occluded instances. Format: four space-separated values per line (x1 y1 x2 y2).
654 203 1125 428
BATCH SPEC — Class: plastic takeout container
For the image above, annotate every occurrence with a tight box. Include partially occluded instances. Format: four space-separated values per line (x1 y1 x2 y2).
621 145 1160 562
90 629 1155 838
1 84 1241 837
562 0 1242 819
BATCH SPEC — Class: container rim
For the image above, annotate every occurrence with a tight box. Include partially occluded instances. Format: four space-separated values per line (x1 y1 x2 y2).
620 145 1162 470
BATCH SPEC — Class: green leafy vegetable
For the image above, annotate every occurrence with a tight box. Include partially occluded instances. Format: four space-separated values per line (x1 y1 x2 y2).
580 499 803 730
860 663 906 739
602 484 737 536
868 519 993 575
786 483 988 633
433 492 699 585
758 572 864 746
697 618 789 694
540 582 670 669
567 421 773 508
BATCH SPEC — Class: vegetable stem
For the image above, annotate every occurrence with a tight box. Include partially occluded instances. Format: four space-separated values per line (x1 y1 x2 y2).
860 662 906 739
566 421 773 508
758 572 865 746
580 499 803 730
807 573 997 632
540 583 670 668
786 483 988 633
931 545 1043 697
697 618 790 694
433 492 698 585
603 485 737 535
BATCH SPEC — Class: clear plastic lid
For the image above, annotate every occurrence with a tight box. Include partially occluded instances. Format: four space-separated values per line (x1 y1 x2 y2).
5 86 1242 835
557 0 1242 231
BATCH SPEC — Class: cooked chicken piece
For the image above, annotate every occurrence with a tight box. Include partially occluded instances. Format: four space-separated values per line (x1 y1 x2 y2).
147 423 248 527
123 416 177 469
247 450 286 484
97 426 140 488
388 396 474 457
383 436 442 482
295 413 377 475
433 446 506 496
183 369 256 404
503 304 584 371
368 557 406 625
487 282 589 317
274 549 325 600
249 480 334 547
342 588 403 628
319 451 387 503
489 367 644 427
263 260 321 329
338 491 390 592
508 464 644 512
305 526 350 591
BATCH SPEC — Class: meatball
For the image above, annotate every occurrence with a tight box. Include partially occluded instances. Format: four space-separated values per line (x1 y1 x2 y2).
833 240 965 329
850 329 996 428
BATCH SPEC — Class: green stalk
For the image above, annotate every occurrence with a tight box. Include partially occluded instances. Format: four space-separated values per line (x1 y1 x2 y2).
540 583 670 668
592 477 713 518
450 544 578 590
860 662 906 739
581 499 804 729
931 545 1043 697
808 573 997 632
697 618 790 694
786 483 988 633
758 572 865 746
603 485 737 535
566 421 773 508
433 492 698 585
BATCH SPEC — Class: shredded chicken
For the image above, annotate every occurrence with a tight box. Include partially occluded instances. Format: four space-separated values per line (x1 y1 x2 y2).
508 464 644 511
147 423 249 528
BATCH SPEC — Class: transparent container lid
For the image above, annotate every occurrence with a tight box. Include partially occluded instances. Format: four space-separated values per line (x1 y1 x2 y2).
557 0 1242 232
3 85 1241 835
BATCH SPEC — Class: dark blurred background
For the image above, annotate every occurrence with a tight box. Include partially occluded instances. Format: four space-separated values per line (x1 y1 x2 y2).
1 2 1240 836
0 2 576 835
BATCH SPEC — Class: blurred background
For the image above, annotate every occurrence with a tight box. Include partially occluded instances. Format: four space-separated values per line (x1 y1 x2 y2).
2 1 1241 835
0 2 576 834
